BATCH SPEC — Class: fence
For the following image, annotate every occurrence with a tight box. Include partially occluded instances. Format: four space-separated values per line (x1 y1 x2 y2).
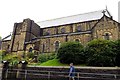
2 68 120 80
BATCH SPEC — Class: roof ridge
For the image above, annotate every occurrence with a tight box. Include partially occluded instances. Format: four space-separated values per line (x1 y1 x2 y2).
37 9 106 23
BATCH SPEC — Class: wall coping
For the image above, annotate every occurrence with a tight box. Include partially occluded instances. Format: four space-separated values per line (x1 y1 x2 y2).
28 66 120 70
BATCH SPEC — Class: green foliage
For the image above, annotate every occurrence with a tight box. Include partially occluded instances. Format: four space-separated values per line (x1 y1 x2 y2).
1 50 7 57
2 54 19 67
38 53 56 63
27 52 34 59
85 39 116 66
114 40 120 66
57 41 84 64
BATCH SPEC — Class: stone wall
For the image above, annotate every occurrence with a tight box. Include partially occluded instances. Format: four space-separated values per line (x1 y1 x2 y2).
4 66 119 80
1 40 11 51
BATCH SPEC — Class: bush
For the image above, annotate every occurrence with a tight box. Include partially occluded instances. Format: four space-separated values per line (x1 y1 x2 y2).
114 40 120 66
38 53 56 63
27 52 34 59
57 41 84 64
85 39 116 67
2 54 19 67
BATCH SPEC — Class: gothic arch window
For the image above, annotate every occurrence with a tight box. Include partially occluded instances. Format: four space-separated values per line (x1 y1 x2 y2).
7 45 10 51
42 44 45 53
70 25 73 32
104 33 110 40
29 47 33 52
76 26 81 32
75 39 80 42
46 29 50 35
55 41 60 52
103 32 112 40
16 41 19 51
61 28 65 33
7 45 10 49
55 28 58 34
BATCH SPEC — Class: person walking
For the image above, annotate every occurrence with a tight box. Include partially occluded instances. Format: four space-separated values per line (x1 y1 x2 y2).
69 63 75 80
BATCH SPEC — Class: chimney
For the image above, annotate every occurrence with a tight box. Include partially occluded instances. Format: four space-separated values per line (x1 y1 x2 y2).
118 1 120 23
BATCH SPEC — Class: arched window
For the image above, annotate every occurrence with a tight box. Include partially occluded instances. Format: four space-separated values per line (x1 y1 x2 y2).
42 44 45 53
104 33 110 40
7 45 10 49
45 29 50 35
55 28 58 34
29 47 33 52
76 26 81 32
75 39 79 42
61 28 65 33
55 41 59 52
16 42 19 51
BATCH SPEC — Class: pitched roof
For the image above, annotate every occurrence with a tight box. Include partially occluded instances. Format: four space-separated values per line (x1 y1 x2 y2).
2 34 11 41
37 9 112 28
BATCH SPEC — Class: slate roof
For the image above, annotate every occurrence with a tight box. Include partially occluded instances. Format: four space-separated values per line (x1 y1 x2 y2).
37 9 112 28
2 34 11 41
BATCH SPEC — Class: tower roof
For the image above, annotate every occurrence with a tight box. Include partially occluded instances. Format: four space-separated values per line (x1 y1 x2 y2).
37 9 112 28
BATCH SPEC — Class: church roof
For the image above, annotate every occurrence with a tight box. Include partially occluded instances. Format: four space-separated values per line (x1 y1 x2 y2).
2 34 11 41
37 9 112 28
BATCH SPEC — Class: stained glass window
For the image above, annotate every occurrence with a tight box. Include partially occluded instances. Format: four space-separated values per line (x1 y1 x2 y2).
104 33 110 40
61 28 65 33
55 41 59 52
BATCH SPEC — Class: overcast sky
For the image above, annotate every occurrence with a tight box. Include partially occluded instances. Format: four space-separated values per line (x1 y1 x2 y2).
0 0 119 38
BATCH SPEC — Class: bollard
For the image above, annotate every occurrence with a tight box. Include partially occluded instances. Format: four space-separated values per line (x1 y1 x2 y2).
2 60 9 79
19 61 28 69
77 73 80 80
18 61 28 80
48 72 50 80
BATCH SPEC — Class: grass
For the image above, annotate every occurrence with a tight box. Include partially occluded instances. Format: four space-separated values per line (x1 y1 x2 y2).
40 59 68 66
29 59 68 66
29 59 86 67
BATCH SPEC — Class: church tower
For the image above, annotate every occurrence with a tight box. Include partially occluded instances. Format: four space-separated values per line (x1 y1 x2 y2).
9 19 40 54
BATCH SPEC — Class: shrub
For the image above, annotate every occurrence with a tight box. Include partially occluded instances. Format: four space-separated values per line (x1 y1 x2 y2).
1 50 7 57
114 40 120 66
57 41 84 64
2 54 19 67
27 52 34 59
38 53 56 63
85 39 116 67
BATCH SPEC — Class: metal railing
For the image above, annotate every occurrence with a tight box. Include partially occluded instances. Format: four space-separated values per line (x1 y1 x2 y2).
2 68 120 80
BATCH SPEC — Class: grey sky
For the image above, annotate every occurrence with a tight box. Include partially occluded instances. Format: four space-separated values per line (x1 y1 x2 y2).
0 0 119 38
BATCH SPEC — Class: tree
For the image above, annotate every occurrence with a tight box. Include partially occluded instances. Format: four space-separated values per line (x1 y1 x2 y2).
57 41 84 64
85 39 116 67
114 40 120 66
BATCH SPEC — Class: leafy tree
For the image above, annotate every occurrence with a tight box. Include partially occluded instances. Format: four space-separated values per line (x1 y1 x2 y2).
114 40 120 66
85 39 116 67
57 41 84 64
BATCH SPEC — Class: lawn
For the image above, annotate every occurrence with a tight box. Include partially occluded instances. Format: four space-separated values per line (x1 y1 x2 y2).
29 59 86 67
29 59 68 66
40 59 68 66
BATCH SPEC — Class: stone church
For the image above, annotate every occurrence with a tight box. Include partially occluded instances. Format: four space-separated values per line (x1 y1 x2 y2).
1 9 120 54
